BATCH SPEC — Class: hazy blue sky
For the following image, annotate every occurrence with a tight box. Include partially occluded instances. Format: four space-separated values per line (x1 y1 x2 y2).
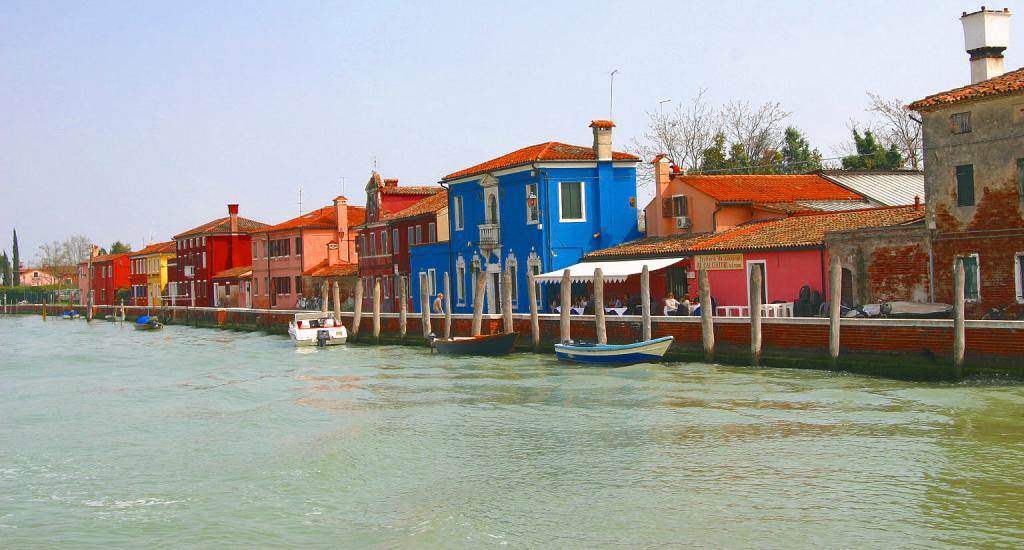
2 1 1019 260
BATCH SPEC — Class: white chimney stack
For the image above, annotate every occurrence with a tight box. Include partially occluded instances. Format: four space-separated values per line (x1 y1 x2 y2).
961 7 1011 84
590 120 614 161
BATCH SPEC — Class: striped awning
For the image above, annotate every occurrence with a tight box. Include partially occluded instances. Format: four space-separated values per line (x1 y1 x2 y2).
534 257 686 284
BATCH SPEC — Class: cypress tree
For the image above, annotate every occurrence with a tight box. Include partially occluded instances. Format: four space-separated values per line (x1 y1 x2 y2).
0 250 8 286
11 229 19 287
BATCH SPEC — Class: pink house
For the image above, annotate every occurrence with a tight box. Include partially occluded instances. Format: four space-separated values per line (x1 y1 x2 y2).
644 155 869 237
250 197 365 310
19 267 59 286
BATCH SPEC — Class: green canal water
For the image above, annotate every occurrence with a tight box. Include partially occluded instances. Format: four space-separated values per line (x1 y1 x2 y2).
1 315 1023 549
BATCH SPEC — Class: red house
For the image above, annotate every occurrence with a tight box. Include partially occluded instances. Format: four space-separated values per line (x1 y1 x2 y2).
354 172 443 312
170 204 268 307
78 252 131 306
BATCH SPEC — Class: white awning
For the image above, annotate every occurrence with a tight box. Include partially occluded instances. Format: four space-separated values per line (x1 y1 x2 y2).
535 257 686 284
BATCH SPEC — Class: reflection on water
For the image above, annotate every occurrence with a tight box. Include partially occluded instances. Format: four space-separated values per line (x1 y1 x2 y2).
1 315 1022 549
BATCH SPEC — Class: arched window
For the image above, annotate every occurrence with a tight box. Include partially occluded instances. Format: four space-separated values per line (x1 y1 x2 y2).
488 194 499 223
506 252 518 302
456 256 467 304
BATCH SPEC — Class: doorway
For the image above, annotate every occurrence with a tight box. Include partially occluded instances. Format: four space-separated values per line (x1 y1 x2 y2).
745 260 767 305
665 267 688 301
841 268 854 307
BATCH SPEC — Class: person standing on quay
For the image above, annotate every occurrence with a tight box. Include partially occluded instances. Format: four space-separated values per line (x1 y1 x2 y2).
432 292 445 314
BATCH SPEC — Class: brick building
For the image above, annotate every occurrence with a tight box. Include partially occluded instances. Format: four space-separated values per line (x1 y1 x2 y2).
78 252 131 306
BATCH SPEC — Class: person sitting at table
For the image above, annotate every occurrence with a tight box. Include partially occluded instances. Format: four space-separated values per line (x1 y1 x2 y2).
663 293 679 315
690 296 702 316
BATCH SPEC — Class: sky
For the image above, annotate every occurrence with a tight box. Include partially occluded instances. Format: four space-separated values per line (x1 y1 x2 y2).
1 0 1020 262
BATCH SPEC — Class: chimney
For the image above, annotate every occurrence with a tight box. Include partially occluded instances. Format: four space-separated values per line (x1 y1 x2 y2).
333 196 349 239
961 7 1011 83
653 154 672 196
227 204 239 233
383 178 399 187
590 120 615 161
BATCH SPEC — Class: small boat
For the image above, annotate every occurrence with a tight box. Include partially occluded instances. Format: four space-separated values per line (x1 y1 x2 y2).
431 332 519 356
881 301 953 319
554 336 674 365
288 312 347 347
61 310 80 320
133 315 164 330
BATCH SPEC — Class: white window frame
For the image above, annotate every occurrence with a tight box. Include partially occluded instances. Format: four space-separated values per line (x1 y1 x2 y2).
454 195 464 230
956 254 981 303
506 253 518 304
381 230 388 256
392 228 400 254
456 256 466 305
526 183 540 224
558 181 586 222
415 225 423 245
1015 253 1024 303
745 260 768 306
428 222 436 243
408 226 415 247
427 268 437 296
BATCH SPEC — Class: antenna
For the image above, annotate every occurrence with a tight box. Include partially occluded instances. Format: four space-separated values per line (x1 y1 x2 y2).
341 176 346 197
298 186 303 215
608 69 620 119
659 98 672 115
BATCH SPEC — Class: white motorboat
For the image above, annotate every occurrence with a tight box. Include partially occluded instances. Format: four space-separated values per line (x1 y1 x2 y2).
288 312 347 347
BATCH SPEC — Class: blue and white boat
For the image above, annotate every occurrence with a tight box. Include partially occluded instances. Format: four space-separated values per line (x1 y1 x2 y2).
61 310 80 320
554 336 674 365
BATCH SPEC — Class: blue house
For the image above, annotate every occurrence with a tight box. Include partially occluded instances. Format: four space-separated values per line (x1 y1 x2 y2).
410 120 642 313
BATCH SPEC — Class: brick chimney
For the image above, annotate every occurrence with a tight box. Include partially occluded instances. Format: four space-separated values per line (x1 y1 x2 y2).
961 7 1011 83
333 196 348 239
228 204 239 233
383 178 399 187
590 120 615 161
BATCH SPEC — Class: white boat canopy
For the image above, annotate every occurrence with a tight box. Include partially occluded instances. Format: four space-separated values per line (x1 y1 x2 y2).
534 257 686 284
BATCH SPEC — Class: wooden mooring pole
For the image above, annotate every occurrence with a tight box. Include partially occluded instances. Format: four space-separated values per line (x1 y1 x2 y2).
373 278 382 340
502 268 513 334
527 271 540 352
332 281 341 321
828 257 842 368
321 282 329 313
698 268 714 361
559 269 571 343
398 275 408 339
750 264 763 366
42 300 47 320
351 279 363 337
443 272 452 339
641 265 651 342
594 267 607 345
87 290 94 322
471 269 487 336
420 272 431 338
953 259 966 372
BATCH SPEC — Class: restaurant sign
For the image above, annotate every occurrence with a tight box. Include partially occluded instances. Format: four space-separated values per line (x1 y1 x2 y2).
694 253 744 271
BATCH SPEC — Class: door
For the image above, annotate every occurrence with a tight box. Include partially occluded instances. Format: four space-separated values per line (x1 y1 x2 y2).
488 271 502 314
745 260 767 305
841 268 854 307
665 267 688 301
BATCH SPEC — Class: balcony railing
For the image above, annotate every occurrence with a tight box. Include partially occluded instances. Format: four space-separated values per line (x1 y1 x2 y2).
478 223 500 247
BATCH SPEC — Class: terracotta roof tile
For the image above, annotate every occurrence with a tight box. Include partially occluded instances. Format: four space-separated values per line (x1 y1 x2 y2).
261 205 366 233
301 259 358 277
380 190 448 222
174 216 269 238
590 119 615 128
79 252 130 265
678 174 863 203
442 141 639 181
909 66 1024 111
130 241 176 257
380 185 441 196
587 205 924 258
211 265 252 279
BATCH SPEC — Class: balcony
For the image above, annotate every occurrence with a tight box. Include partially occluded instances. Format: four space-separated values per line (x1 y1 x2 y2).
478 223 500 247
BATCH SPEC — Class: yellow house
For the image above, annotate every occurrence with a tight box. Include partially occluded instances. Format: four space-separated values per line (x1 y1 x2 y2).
129 242 177 306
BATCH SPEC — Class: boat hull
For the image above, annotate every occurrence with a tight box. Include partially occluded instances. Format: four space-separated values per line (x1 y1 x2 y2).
554 336 674 364
432 332 519 356
289 325 348 346
134 322 163 330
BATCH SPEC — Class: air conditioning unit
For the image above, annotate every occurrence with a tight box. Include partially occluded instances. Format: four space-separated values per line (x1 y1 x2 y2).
184 265 194 278
675 216 691 230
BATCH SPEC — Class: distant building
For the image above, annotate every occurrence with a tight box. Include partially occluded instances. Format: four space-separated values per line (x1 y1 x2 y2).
211 265 252 308
170 204 268 307
19 267 59 287
78 252 131 305
129 241 176 306
815 170 925 207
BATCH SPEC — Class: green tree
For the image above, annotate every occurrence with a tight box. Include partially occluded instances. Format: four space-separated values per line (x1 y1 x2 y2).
699 132 731 173
109 241 131 254
11 229 19 287
841 128 904 171
0 250 9 286
780 126 822 173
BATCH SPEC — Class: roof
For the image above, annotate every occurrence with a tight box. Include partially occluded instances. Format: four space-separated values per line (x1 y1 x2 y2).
174 216 269 238
590 120 615 128
380 185 441 196
301 260 358 278
909 67 1024 111
261 204 366 233
677 174 863 203
211 265 252 280
587 205 924 258
80 252 130 265
380 190 448 222
442 141 639 181
816 170 925 206
130 241 176 257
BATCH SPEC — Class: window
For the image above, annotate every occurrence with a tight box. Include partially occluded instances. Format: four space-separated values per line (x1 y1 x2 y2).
951 112 972 134
1018 158 1023 201
369 233 377 256
383 275 389 298
530 263 541 307
295 237 302 256
427 268 437 295
454 195 464 230
392 229 400 254
381 231 388 255
295 276 302 295
559 181 584 221
415 225 423 244
509 263 518 301
958 255 980 302
408 226 415 247
428 222 436 243
252 242 258 259
956 164 975 207
202 252 206 268
671 195 688 216
1016 254 1024 303
456 258 466 304
263 240 268 257
253 278 258 295
526 183 540 224
264 277 269 295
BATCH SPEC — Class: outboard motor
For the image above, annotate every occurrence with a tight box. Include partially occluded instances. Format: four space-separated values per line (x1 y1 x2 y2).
428 332 437 353
316 329 330 347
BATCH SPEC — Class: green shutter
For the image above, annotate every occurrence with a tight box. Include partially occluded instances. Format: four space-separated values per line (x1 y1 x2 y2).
961 256 979 301
956 165 975 207
561 182 582 219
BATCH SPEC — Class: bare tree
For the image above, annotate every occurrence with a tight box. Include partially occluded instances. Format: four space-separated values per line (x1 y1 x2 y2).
36 241 66 268
866 92 922 170
719 100 791 165
63 235 93 264
628 89 720 190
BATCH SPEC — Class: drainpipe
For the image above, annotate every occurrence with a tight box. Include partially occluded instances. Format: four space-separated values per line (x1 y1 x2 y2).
712 204 723 232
